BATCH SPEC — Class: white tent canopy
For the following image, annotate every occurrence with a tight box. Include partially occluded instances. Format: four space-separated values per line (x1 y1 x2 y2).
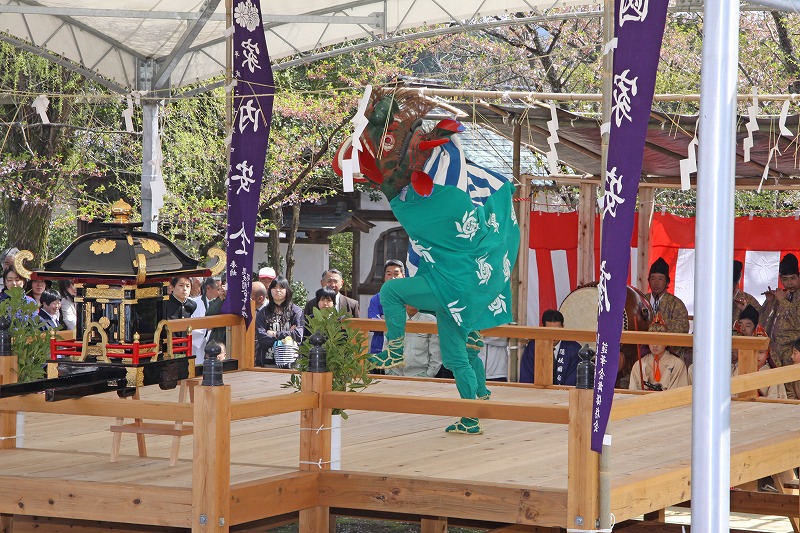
0 0 600 93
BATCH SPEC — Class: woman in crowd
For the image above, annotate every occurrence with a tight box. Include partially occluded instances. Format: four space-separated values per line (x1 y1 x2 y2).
25 278 49 304
58 279 77 331
0 266 34 304
255 276 304 368
0 247 18 290
314 287 337 312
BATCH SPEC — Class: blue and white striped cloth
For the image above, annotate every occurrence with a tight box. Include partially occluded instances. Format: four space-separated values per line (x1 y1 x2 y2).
407 135 514 276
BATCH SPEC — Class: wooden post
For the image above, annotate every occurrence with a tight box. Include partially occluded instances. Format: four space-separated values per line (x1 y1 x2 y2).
231 312 250 369
643 509 666 522
637 188 655 292
578 181 597 286
567 388 600 530
0 354 19 450
192 384 231 532
737 347 758 399
533 338 554 386
241 299 256 369
772 470 800 532
0 352 17 532
421 516 448 533
299 371 333 533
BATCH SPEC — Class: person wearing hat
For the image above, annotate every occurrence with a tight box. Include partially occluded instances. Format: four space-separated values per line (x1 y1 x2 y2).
761 253 800 366
258 266 277 285
367 259 406 354
646 257 690 366
646 257 689 333
736 304 760 336
732 260 761 325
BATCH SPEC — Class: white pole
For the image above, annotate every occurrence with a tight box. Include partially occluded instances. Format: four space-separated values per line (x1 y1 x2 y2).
141 102 162 233
692 0 739 530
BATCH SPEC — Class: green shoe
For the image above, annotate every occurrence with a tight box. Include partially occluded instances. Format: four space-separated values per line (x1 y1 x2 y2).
445 417 483 435
368 337 405 369
466 331 484 357
477 390 491 401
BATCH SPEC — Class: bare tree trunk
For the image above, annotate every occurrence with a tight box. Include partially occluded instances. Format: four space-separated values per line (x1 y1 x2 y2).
267 206 283 274
284 203 300 282
3 198 52 266
771 11 800 94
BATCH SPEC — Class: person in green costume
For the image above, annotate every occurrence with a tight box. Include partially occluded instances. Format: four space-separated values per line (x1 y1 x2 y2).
333 87 520 434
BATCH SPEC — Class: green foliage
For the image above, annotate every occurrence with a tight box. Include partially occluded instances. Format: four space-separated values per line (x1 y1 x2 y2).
0 42 121 260
283 307 374 418
290 280 308 308
46 210 78 260
329 233 353 292
0 288 48 382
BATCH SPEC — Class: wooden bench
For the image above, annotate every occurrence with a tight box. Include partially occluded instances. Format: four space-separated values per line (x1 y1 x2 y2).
110 378 199 466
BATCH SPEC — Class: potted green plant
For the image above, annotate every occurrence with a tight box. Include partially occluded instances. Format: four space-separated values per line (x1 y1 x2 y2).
0 286 48 383
284 307 375 470
284 307 375 414
0 286 50 448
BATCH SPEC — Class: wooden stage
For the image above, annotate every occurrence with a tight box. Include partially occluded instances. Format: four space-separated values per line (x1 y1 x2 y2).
2 364 800 532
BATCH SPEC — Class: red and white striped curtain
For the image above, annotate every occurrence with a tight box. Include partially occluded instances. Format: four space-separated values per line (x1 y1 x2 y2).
527 211 800 325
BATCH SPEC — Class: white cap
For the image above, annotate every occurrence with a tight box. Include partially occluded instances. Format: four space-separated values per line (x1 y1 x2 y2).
258 267 276 281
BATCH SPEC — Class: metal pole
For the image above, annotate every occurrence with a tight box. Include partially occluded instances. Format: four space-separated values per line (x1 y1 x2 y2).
692 0 739 530
140 102 161 233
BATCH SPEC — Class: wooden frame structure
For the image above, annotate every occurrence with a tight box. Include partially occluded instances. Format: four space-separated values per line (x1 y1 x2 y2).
1 314 798 532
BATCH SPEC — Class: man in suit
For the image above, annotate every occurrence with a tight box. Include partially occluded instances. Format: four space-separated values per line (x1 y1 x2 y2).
368 259 406 354
200 276 225 344
303 268 359 318
519 309 581 385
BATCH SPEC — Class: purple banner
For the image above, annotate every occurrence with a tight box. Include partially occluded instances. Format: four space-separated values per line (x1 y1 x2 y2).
592 0 668 452
220 0 275 326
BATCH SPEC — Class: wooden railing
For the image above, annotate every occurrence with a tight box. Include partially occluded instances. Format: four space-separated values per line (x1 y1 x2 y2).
0 315 795 532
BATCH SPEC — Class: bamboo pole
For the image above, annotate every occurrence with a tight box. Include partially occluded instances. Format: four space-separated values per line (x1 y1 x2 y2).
598 2 614 526
414 87 800 103
510 124 527 382
577 182 597 285
636 188 655 292
524 174 800 191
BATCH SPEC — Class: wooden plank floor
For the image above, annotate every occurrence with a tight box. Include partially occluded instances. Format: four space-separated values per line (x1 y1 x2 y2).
7 370 800 519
